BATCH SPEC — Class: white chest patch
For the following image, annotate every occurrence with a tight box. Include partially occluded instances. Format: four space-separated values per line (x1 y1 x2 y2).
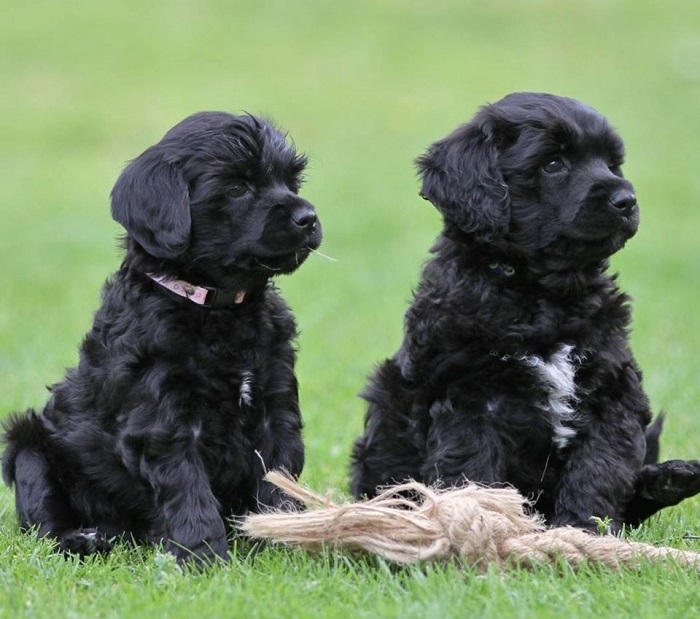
239 370 254 408
521 344 579 450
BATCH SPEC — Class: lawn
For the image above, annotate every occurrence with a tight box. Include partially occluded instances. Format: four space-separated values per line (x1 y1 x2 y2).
1 0 699 617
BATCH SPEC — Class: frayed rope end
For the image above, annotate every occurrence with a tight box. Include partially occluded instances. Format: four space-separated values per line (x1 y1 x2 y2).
239 471 700 571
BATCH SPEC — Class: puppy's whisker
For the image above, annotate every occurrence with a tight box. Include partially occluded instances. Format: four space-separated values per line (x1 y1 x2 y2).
253 257 282 272
308 247 338 263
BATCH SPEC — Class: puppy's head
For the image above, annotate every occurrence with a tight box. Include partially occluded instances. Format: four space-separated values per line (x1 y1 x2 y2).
418 92 639 267
111 112 321 287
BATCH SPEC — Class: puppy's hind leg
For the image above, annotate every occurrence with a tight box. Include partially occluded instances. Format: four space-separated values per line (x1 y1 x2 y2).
624 459 700 527
623 415 700 526
2 412 112 556
12 450 111 555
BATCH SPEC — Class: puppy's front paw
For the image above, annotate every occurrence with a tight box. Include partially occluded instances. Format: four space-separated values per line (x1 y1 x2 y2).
255 480 305 513
59 528 112 557
549 514 619 535
166 533 229 566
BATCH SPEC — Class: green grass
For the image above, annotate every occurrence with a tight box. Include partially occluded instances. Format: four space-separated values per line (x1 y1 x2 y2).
2 0 700 617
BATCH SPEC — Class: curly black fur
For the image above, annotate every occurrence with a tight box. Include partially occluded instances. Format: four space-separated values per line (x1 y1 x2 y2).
351 93 700 531
2 111 322 563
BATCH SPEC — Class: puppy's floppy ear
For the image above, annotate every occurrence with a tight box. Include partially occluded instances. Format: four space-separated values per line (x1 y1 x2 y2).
416 117 510 239
110 145 191 259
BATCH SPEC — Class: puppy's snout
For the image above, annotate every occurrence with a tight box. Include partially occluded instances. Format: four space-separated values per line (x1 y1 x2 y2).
290 204 317 230
609 189 637 215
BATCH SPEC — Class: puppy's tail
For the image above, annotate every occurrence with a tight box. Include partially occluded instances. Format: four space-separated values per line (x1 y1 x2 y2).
643 413 664 465
1 409 47 487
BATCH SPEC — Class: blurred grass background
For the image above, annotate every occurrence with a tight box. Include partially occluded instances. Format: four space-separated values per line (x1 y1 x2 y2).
1 1 699 617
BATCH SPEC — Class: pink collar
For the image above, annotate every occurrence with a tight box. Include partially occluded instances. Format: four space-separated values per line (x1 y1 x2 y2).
148 274 246 308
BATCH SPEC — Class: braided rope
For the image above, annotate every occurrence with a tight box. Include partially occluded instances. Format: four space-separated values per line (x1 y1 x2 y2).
240 471 700 570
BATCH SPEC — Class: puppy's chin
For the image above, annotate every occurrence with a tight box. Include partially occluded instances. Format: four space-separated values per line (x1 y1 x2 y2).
537 232 633 271
230 238 321 277
246 247 314 274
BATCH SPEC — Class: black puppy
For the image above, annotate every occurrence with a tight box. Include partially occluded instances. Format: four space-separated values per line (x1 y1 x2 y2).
351 93 700 531
2 112 321 563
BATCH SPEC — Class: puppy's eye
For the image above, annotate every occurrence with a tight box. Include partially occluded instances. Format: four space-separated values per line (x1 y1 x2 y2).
227 182 250 198
609 165 623 177
541 158 566 174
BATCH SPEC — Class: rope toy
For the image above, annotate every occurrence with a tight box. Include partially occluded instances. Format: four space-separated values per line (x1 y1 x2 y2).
240 471 700 570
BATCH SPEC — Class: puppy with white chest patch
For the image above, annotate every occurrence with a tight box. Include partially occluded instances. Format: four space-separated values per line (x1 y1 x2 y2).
2 111 321 563
351 93 700 531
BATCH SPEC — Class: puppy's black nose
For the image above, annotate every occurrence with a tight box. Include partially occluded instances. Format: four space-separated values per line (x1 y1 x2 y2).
291 205 317 229
610 190 637 214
